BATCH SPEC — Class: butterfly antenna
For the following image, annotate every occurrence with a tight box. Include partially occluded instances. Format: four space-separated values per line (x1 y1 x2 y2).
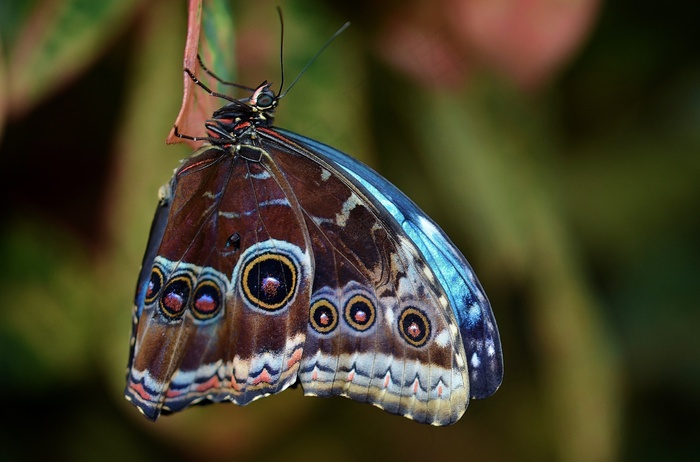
278 19 350 99
276 6 285 97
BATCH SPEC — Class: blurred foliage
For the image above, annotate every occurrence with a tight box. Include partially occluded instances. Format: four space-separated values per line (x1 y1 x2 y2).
0 0 699 461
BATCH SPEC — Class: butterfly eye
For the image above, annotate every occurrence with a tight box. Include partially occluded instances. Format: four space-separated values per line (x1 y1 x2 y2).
398 308 431 347
256 92 275 108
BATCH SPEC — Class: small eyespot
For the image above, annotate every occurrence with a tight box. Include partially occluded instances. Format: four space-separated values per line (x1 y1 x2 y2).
191 280 223 320
226 232 241 251
144 266 164 305
159 275 193 320
344 294 376 332
310 299 338 334
398 307 431 347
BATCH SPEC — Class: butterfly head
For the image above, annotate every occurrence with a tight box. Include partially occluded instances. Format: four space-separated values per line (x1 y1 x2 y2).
209 81 277 129
248 81 278 112
202 81 279 146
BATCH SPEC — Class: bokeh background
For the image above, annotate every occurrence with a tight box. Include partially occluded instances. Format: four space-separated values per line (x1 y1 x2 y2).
1 0 698 461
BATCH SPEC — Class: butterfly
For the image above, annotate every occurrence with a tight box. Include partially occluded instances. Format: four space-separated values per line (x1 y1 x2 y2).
124 22 503 426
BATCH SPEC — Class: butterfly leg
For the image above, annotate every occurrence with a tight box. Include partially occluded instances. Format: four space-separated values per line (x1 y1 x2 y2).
172 124 224 143
183 68 240 104
196 55 256 92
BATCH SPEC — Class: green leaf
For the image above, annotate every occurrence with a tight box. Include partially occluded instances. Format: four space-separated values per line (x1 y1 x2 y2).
6 0 139 116
200 0 236 87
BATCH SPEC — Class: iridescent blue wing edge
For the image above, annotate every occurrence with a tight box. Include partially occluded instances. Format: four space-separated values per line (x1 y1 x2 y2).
277 128 504 399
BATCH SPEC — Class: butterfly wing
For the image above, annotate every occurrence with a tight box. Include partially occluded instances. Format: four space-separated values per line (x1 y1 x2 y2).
126 126 502 425
274 128 504 400
260 128 502 424
126 147 314 420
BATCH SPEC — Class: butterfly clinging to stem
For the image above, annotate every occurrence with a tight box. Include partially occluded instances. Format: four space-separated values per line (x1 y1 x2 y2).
125 9 503 426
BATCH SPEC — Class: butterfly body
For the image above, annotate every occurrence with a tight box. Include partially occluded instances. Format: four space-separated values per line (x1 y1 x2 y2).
125 77 502 426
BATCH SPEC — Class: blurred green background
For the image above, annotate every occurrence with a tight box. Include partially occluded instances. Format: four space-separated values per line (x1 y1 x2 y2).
0 0 698 461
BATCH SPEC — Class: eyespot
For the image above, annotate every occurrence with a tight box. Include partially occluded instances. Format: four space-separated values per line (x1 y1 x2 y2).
191 279 224 320
240 252 297 312
144 266 164 305
310 299 338 334
225 232 241 251
160 275 193 320
398 307 431 347
344 294 376 332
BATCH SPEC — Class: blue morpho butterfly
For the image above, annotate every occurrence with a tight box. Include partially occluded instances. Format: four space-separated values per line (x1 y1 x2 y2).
125 18 503 426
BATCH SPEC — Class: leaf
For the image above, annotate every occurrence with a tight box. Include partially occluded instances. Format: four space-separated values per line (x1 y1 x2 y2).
167 0 236 148
5 0 139 117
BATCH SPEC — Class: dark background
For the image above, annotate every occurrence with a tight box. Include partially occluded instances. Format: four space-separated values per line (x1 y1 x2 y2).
1 0 698 461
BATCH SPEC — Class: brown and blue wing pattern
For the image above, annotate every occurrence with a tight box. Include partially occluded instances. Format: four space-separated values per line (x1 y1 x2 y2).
126 77 502 425
126 146 313 420
261 129 471 425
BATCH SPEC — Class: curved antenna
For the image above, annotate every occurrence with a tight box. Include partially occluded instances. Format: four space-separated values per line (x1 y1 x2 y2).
276 6 285 97
278 20 351 99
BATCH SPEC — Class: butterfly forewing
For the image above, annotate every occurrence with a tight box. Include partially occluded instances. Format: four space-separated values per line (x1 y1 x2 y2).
126 146 313 419
257 129 471 425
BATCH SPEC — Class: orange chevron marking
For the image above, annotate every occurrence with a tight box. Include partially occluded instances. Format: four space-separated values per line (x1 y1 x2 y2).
130 382 152 400
252 368 273 385
287 348 303 368
196 375 221 392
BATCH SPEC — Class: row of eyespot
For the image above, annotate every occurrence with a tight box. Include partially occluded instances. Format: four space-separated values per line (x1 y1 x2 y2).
146 265 432 347
144 267 224 321
309 297 431 347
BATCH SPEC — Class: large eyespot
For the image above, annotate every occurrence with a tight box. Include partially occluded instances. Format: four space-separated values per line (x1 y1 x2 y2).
398 307 431 347
310 299 338 334
144 266 164 305
191 279 223 320
344 294 376 332
159 275 192 320
241 252 297 311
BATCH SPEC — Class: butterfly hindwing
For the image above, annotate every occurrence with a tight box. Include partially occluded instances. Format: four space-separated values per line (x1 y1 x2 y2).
257 129 470 425
275 128 504 400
